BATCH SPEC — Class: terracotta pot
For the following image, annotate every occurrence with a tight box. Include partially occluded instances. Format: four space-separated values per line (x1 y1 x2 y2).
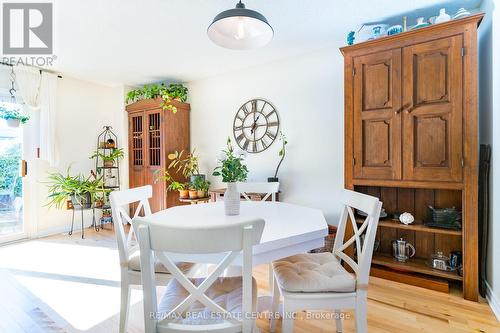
189 190 198 199
197 190 206 198
178 189 189 199
104 160 114 167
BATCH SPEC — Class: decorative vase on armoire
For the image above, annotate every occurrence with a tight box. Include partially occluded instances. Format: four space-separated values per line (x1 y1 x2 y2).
224 182 240 216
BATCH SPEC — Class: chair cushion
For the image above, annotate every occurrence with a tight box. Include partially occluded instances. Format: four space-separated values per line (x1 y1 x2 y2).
157 276 257 325
128 248 193 274
272 252 356 293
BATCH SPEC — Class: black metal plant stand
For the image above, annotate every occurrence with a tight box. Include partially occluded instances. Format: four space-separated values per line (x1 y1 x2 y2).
69 204 96 239
91 126 121 231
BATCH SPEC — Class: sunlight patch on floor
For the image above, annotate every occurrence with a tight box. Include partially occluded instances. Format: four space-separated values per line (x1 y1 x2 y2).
13 273 142 331
0 240 120 281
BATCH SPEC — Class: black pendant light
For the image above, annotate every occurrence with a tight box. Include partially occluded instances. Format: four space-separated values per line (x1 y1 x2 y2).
207 1 273 50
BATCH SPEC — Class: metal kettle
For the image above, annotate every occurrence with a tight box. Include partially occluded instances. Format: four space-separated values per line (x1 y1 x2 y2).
392 238 416 262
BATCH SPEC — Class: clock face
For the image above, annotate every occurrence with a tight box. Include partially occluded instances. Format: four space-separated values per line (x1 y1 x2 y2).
233 99 280 153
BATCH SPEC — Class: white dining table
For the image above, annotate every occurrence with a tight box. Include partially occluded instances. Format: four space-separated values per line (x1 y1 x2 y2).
144 201 329 266
143 201 328 314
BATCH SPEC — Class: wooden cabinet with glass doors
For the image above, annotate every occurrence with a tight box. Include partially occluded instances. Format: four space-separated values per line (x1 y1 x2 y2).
126 98 190 212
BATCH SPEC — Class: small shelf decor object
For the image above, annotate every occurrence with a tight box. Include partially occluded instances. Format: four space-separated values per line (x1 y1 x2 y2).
125 82 188 114
434 8 451 24
90 126 122 228
213 137 249 215
399 212 415 225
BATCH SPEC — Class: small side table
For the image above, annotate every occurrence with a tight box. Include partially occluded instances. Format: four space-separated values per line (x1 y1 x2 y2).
179 197 210 205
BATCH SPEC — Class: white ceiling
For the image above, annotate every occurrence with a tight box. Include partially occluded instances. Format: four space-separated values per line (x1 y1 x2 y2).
52 0 482 86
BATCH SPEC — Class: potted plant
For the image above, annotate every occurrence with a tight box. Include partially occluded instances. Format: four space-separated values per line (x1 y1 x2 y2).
167 149 204 183
213 137 248 215
45 167 108 209
169 181 189 199
125 82 188 114
188 187 198 199
0 107 29 128
155 169 189 199
89 148 125 167
193 177 210 198
269 132 288 182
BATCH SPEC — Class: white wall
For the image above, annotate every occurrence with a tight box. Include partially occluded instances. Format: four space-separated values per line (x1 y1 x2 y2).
188 46 344 224
33 76 126 236
479 0 500 318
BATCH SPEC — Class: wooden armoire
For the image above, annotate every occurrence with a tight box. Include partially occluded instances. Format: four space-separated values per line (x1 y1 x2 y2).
341 13 483 301
125 98 190 212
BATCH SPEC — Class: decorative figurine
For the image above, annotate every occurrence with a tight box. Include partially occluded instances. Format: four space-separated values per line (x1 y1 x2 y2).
388 25 403 35
347 31 355 45
453 8 471 19
435 8 451 24
399 212 415 225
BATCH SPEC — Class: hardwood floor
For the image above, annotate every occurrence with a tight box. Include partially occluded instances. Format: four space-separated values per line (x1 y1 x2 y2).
0 227 498 333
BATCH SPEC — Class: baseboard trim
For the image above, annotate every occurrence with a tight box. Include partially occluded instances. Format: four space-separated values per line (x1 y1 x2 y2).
36 222 93 238
485 280 500 322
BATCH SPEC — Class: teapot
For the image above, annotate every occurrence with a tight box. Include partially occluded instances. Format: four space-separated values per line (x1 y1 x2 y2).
392 238 416 262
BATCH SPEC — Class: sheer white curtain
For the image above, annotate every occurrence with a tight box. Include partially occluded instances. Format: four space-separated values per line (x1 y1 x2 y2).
13 66 41 109
13 65 58 166
39 72 58 166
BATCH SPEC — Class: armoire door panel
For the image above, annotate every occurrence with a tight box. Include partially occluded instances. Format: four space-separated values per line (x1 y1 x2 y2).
128 113 145 189
402 35 463 182
353 49 402 180
145 109 164 212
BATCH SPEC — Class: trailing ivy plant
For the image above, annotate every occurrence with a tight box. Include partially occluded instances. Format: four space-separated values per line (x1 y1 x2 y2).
0 106 29 124
213 137 249 183
125 82 188 114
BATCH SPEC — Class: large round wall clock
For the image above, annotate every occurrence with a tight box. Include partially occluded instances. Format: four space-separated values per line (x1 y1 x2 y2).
233 98 280 153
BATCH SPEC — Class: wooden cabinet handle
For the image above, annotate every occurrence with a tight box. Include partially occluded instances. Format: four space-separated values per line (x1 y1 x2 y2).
395 104 410 114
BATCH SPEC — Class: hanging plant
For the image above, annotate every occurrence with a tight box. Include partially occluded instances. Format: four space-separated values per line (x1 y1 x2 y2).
125 82 188 114
0 106 29 127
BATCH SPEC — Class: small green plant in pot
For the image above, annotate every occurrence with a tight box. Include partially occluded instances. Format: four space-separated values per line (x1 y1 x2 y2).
0 107 29 128
213 137 248 215
154 169 189 199
192 177 210 198
90 148 125 167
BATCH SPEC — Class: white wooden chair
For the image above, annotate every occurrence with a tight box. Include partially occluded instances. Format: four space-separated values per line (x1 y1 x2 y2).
110 186 192 333
237 182 280 202
270 189 382 333
133 214 265 333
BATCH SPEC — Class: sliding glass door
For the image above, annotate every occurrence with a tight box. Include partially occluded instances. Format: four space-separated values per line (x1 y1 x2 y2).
0 102 27 243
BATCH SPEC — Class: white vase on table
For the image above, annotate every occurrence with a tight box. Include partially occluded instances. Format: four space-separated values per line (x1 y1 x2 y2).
224 182 240 216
